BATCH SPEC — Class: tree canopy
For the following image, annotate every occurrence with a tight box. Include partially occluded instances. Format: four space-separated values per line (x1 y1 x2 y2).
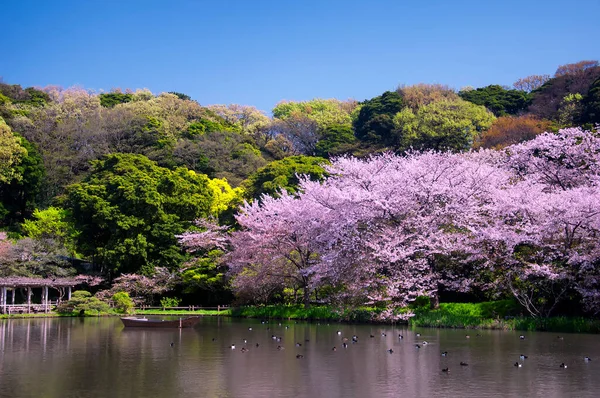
242 156 328 201
353 91 404 145
394 99 496 151
459 85 532 116
65 153 214 275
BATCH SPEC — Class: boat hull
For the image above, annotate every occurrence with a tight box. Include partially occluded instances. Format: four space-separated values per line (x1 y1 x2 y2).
120 316 201 328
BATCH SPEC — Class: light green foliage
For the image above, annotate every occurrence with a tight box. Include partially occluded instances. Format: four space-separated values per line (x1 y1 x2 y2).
65 153 214 274
0 133 44 227
160 296 181 308
242 156 328 200
0 117 27 184
394 99 496 151
22 207 78 253
0 93 11 106
557 93 583 127
56 290 110 315
207 104 270 135
112 291 134 314
181 249 227 293
206 178 244 217
273 99 353 128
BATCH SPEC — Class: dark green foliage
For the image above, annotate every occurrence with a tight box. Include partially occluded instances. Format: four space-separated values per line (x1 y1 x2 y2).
529 66 600 120
315 124 358 157
0 135 45 227
580 77 600 125
168 92 192 101
354 91 404 145
243 156 328 200
459 85 532 116
65 153 214 275
0 84 50 107
23 87 50 107
99 93 133 108
230 304 381 322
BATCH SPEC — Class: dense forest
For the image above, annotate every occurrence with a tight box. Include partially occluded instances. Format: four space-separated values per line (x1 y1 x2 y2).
1 60 599 316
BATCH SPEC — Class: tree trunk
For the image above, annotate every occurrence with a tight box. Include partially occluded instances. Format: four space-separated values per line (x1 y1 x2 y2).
303 288 311 309
430 287 440 309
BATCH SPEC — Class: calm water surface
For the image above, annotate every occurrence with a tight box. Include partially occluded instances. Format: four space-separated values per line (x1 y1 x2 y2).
0 317 598 397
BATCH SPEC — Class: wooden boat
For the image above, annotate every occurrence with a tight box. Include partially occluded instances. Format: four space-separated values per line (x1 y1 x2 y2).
120 316 201 328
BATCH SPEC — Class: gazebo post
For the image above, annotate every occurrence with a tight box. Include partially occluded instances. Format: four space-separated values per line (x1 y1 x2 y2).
27 286 32 313
43 286 48 313
11 288 15 305
2 286 6 314
68 286 72 300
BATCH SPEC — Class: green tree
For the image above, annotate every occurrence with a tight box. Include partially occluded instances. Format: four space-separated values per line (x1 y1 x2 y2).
22 207 78 253
99 92 133 108
0 133 44 226
56 290 110 315
580 77 600 125
206 178 244 218
394 99 496 151
180 249 228 294
314 124 357 157
65 153 214 275
354 91 404 145
168 92 192 101
273 99 354 128
459 85 532 116
242 156 328 200
0 117 27 184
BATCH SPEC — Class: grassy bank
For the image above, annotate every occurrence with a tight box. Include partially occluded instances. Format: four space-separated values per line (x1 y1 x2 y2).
228 301 600 333
3 302 599 333
0 312 81 319
410 301 600 333
230 305 380 322
135 309 227 316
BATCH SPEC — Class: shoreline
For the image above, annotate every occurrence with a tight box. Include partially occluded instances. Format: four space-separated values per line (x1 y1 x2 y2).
2 303 599 334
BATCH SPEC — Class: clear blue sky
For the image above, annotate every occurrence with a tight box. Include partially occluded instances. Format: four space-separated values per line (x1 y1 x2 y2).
1 0 598 112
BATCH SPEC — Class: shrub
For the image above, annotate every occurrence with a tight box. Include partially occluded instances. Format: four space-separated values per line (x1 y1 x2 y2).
56 290 110 315
160 297 181 308
112 291 134 314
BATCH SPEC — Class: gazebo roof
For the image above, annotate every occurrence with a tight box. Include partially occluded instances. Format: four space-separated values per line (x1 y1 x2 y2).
0 277 78 288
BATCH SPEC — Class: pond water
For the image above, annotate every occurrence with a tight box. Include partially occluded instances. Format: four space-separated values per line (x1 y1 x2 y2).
0 317 598 397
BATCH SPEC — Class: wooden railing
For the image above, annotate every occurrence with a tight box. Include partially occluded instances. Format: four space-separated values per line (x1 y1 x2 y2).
135 305 230 312
1 301 59 314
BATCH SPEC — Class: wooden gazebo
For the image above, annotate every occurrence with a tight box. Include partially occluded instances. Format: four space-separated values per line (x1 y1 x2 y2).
0 277 78 314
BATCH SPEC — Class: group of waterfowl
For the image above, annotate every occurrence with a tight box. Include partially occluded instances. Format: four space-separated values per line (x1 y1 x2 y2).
211 323 593 372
